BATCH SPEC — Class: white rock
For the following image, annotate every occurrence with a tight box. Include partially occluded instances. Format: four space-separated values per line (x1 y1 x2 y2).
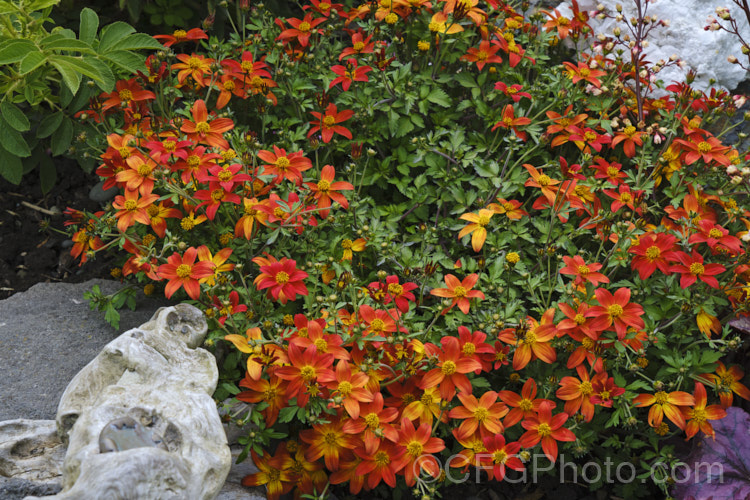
0 419 64 484
555 0 750 92
25 304 231 500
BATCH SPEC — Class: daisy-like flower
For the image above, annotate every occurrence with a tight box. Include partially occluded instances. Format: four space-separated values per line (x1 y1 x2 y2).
461 40 503 71
157 247 215 300
628 232 678 280
458 208 495 252
172 53 213 86
392 418 445 487
682 382 727 440
700 362 750 408
488 197 528 220
494 81 531 102
305 164 354 218
448 391 508 438
518 401 576 462
180 99 235 150
633 389 695 430
340 237 366 261
112 189 159 233
429 273 485 315
101 78 156 112
257 145 312 185
308 103 354 143
562 60 607 87
252 255 309 304
329 58 372 91
491 104 532 141
276 13 327 47
669 250 725 289
559 255 609 287
611 125 645 158
368 275 418 313
154 28 208 47
477 434 524 481
338 31 375 60
674 135 732 166
587 287 645 339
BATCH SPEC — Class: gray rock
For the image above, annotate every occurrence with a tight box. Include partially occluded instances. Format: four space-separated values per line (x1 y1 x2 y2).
0 478 61 500
0 279 171 422
34 304 231 500
88 180 118 203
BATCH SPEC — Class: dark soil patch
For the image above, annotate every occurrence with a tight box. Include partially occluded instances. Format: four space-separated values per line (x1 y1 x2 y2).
0 161 116 300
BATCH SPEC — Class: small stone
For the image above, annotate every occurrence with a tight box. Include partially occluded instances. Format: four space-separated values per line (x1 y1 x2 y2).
88 180 118 203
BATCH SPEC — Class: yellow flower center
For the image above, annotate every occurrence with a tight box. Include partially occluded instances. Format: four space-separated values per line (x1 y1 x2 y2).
522 331 537 346
175 264 192 278
318 2 331 11
124 200 138 211
324 432 338 445
654 391 669 405
579 67 590 77
211 189 224 201
709 228 723 239
187 155 200 167
492 449 508 464
298 21 311 32
537 423 552 437
147 205 159 217
537 174 551 187
195 122 210 134
374 450 390 466
646 246 661 260
275 271 290 285
163 140 176 152
118 89 133 101
607 166 619 177
218 169 233 182
370 318 386 333
275 156 290 171
453 286 467 298
388 283 403 296
574 314 586 325
462 342 476 355
317 179 331 192
223 80 236 91
244 206 258 216
620 193 632 203
697 142 712 153
353 41 365 52
263 388 278 401
118 147 131 159
599 389 611 400
323 115 336 128
623 126 636 137
337 381 352 396
300 365 316 381
519 398 533 411
580 381 593 397
476 50 488 62
577 264 590 276
137 163 153 177
608 304 624 319
441 360 457 375
690 262 705 276
478 214 490 226
385 12 398 24
314 338 328 352
473 406 489 422
584 131 597 141
364 413 380 429
421 392 436 406
181 217 195 230
502 202 515 212
581 337 595 349
406 441 423 457
273 207 286 218
402 393 416 405
187 57 203 70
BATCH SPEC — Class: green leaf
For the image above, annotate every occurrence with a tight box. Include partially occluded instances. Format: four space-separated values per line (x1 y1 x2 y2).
100 50 147 74
85 57 115 92
50 117 73 156
37 111 64 138
104 305 121 330
98 22 137 53
28 0 60 10
52 56 106 85
0 144 23 184
0 1 18 14
79 8 99 46
110 33 163 52
49 59 82 94
42 37 95 54
0 115 31 157
0 102 30 132
0 41 35 65
18 51 46 75
220 382 240 396
426 88 451 107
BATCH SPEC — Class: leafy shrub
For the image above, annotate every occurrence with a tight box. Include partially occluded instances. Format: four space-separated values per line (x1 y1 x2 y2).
0 0 163 189
67 0 750 498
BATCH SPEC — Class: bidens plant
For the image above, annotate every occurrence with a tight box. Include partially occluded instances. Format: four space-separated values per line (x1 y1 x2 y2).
66 0 750 498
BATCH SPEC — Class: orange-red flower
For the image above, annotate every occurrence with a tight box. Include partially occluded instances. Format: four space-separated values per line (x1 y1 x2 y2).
235 197 269 240
157 247 215 299
338 31 375 60
523 164 560 204
180 99 235 149
172 53 213 85
343 392 399 449
154 28 208 47
318 360 373 418
101 78 156 111
498 378 555 428
253 255 309 304
277 13 326 47
449 390 508 438
628 232 678 280
491 104 532 141
507 309 558 370
241 446 293 500
308 103 354 143
458 208 495 252
146 200 182 238
488 197 528 220
519 401 576 462
392 418 445 486
299 418 359 470
587 287 645 339
421 336 482 400
237 373 287 426
477 434 524 481
462 40 503 70
556 364 599 422
562 61 607 87
632 389 695 429
429 273 484 315
112 189 159 232
669 250 725 289
257 145 313 185
701 362 750 407
353 440 404 489
274 343 334 407
330 58 372 91
682 382 727 440
675 135 732 166
305 164 354 218
559 255 609 287
196 245 234 287
611 125 645 158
